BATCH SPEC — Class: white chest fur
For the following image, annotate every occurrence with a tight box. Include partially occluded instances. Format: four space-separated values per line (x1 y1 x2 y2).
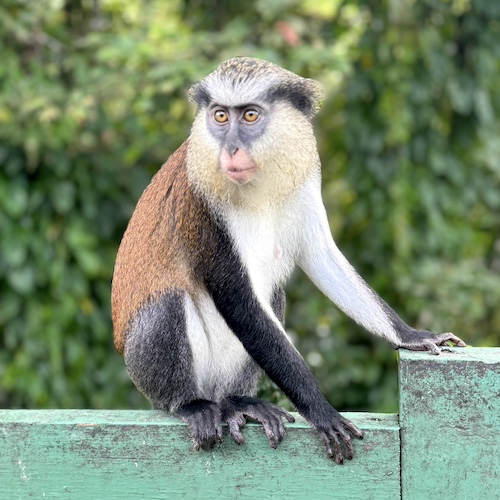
224 204 299 303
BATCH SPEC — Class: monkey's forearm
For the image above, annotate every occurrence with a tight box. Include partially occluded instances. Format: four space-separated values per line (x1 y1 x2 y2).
298 201 466 353
299 234 400 344
301 241 466 352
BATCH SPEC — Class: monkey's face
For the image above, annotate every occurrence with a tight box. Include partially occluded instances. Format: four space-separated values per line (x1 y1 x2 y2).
187 99 320 208
206 103 269 186
186 57 324 207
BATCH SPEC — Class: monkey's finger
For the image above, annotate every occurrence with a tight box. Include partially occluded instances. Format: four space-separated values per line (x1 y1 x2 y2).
251 411 284 448
205 411 224 448
320 431 344 465
197 435 215 451
422 339 442 355
332 436 344 465
276 408 296 423
234 412 246 427
336 429 353 460
215 421 223 443
265 427 280 449
186 423 215 451
200 439 215 451
340 418 364 439
228 418 245 445
257 415 281 449
319 432 333 459
270 417 288 447
328 430 347 465
436 332 466 347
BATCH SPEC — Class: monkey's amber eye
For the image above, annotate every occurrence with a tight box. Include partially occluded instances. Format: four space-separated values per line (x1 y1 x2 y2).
243 109 259 123
214 110 228 123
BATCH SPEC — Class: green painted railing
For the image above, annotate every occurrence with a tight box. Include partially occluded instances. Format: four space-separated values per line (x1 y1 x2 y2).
1 348 498 500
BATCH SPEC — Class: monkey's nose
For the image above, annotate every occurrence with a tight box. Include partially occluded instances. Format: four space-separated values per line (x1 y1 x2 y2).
230 147 239 157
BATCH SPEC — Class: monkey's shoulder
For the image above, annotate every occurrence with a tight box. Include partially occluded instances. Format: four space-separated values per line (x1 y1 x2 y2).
136 140 190 213
112 140 200 350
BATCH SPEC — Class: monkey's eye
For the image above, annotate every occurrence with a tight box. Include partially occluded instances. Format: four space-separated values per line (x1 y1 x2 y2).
214 110 228 124
243 109 259 123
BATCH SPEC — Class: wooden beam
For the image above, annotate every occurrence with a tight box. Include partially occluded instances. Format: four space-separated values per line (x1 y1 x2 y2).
399 347 500 499
0 411 400 499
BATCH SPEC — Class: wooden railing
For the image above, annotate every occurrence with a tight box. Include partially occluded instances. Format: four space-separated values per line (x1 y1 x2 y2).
1 348 498 499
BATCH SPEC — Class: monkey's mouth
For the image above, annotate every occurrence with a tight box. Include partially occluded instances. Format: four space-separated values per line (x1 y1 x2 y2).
219 148 258 184
225 166 258 184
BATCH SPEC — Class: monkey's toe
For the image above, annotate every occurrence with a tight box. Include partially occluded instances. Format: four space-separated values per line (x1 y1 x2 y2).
222 396 295 448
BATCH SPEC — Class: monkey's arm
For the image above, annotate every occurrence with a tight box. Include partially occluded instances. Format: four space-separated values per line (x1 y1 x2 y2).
200 219 362 463
297 185 466 354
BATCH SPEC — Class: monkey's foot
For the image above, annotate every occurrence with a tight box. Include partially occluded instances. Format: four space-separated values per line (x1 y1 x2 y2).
221 396 295 449
396 330 467 355
176 399 223 451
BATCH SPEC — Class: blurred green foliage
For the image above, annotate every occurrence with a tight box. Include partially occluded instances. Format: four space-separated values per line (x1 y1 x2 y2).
1 0 499 412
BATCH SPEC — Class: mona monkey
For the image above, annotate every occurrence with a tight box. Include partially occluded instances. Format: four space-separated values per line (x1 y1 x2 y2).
111 57 466 464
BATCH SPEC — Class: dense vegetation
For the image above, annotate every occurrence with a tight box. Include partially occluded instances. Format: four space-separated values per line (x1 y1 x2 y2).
1 0 499 412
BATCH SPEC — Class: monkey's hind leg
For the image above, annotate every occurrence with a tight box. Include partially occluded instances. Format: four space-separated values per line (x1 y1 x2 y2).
221 396 295 449
123 290 223 450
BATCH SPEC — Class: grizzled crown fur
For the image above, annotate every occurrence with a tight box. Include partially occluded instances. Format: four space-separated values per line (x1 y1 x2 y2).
188 57 324 119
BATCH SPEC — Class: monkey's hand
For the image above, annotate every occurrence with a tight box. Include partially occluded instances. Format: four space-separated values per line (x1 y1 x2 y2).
309 407 364 465
221 396 295 449
393 328 466 355
176 400 223 451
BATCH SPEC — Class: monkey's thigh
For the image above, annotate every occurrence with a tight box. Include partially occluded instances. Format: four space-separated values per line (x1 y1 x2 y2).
184 293 262 402
123 290 198 412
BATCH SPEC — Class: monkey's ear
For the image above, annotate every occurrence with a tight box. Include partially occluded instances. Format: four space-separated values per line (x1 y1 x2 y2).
286 92 314 117
188 83 210 108
270 78 324 119
301 78 324 118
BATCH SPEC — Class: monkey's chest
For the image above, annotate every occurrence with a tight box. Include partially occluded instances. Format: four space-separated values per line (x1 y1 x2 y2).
226 211 297 297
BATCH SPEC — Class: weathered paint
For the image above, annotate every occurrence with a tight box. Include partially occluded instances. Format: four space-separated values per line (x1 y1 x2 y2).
0 411 400 500
2 347 497 499
399 347 500 499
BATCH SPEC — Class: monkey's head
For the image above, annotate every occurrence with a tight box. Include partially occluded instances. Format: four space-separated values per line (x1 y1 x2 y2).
187 57 325 208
